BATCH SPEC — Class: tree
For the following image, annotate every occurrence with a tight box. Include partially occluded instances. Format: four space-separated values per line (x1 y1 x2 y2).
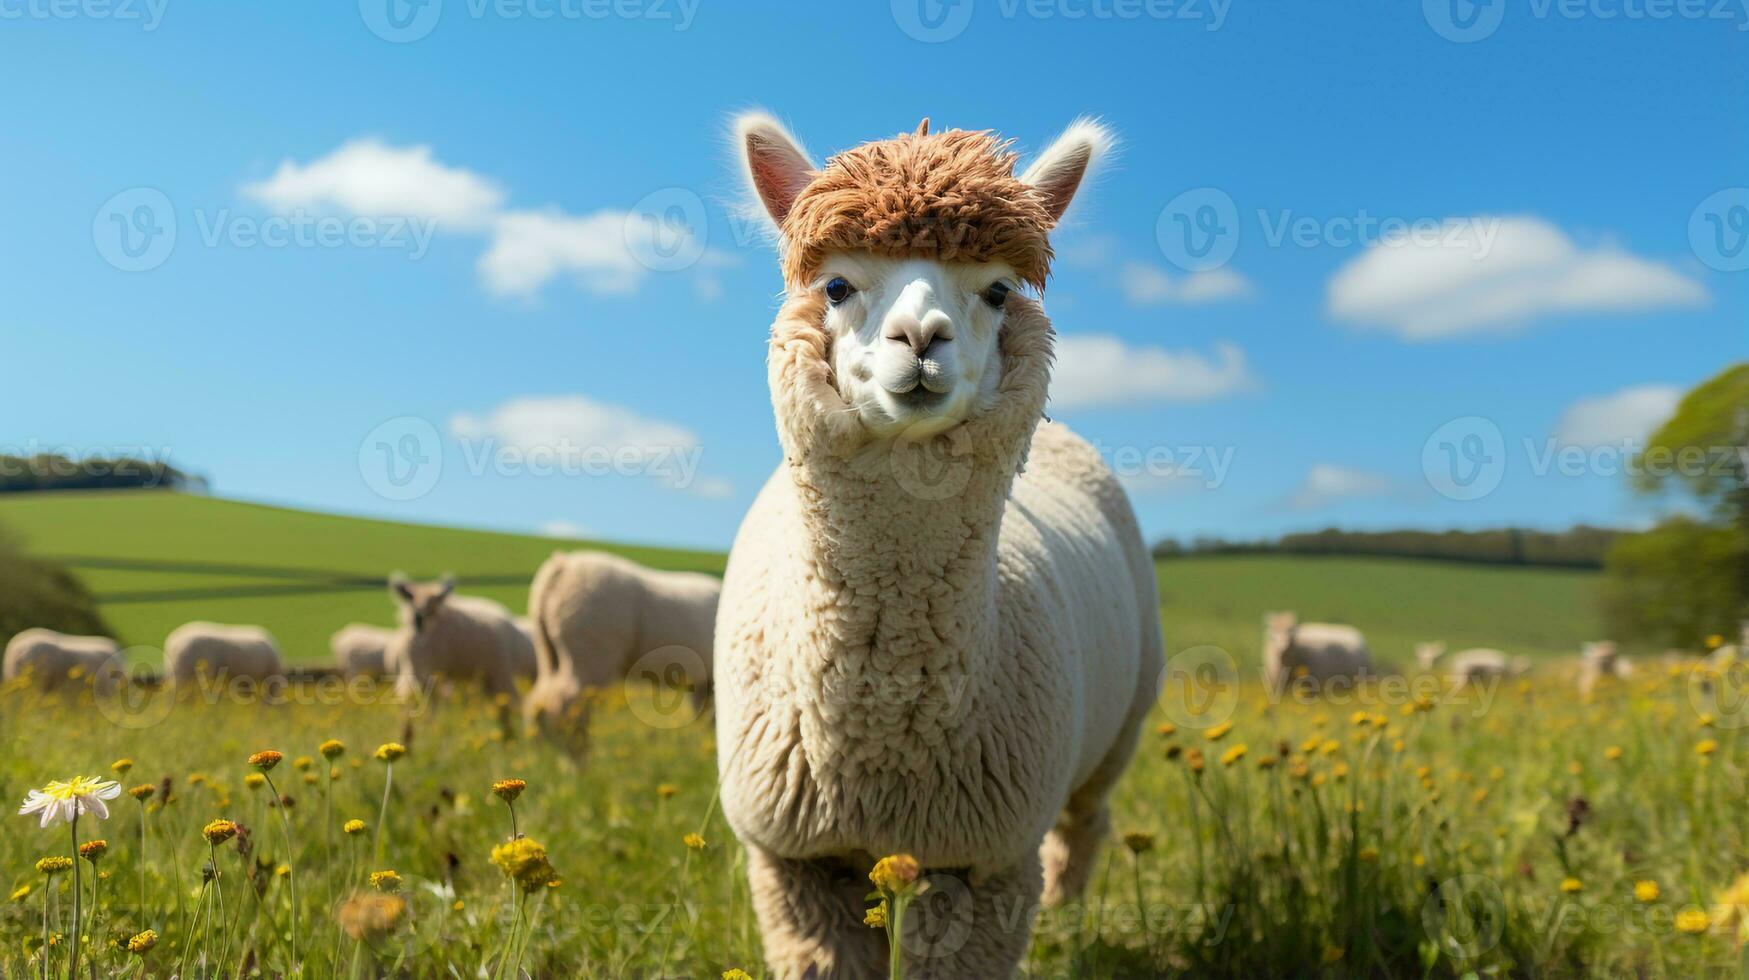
1603 363 1749 648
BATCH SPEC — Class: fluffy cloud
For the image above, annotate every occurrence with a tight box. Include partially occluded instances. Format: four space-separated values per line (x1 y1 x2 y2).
242 139 504 229
1286 464 1400 511
1050 336 1255 409
1120 263 1253 306
1553 384 1681 448
478 210 650 297
539 519 593 539
1326 216 1707 340
448 396 725 496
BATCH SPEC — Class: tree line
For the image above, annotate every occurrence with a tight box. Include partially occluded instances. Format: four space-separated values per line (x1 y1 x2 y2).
0 453 203 494
1152 525 1618 568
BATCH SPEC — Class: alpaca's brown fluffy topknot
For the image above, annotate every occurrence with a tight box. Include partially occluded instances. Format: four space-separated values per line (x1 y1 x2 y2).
780 122 1056 292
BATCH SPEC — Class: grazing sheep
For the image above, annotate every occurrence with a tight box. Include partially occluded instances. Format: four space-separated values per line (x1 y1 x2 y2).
164 622 283 686
330 623 395 677
1263 612 1372 694
1577 641 1632 698
385 575 532 701
717 115 1162 979
1416 641 1527 686
3 628 124 694
523 550 721 744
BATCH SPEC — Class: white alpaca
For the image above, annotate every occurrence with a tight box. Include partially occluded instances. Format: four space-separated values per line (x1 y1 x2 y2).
385 575 533 700
523 550 720 745
1415 641 1526 686
164 622 283 686
3 628 125 694
1262 612 1372 693
330 623 395 677
716 114 1162 980
1577 640 1632 698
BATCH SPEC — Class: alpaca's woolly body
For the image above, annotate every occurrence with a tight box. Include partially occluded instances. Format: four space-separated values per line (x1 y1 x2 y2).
524 550 720 733
3 628 123 694
386 593 533 699
164 622 283 684
330 623 395 677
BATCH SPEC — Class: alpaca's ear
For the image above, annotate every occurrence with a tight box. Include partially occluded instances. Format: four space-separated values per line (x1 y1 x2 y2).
389 573 413 605
1021 118 1115 225
735 111 816 226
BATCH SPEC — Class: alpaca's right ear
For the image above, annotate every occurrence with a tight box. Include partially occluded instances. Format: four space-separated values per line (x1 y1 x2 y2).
389 573 413 604
735 111 816 227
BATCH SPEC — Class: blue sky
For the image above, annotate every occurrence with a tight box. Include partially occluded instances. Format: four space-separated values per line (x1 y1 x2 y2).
1 1 1743 549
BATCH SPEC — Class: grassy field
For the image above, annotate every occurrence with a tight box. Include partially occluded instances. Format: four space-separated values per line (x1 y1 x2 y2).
0 491 1603 670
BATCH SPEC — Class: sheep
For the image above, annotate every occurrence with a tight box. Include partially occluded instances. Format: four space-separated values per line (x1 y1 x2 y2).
3 628 125 694
330 623 395 678
522 550 721 747
1576 640 1632 699
717 114 1163 979
1262 612 1373 695
385 575 533 702
164 622 284 687
1415 641 1527 686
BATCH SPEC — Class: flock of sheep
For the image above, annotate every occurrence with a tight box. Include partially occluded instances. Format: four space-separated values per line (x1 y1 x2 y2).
1 550 722 744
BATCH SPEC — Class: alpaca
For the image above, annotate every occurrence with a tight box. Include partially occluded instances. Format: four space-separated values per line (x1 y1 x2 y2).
1577 640 1632 698
3 628 125 695
330 623 395 677
1415 641 1527 686
164 622 283 686
716 114 1163 980
385 575 533 701
523 550 720 749
1262 612 1372 694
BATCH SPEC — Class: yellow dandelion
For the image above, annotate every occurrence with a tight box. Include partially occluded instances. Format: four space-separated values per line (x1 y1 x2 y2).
374 743 406 763
869 854 921 893
248 750 283 772
1604 746 1623 761
492 779 527 803
683 833 707 851
1675 907 1710 934
1204 721 1233 741
293 756 313 771
723 971 755 980
78 840 107 863
36 856 73 875
491 837 558 893
128 784 154 802
9 884 29 901
1220 744 1248 766
1633 880 1660 903
244 773 266 790
343 818 367 836
656 783 679 799
126 929 157 954
1697 739 1719 756
368 870 403 892
110 759 134 776
864 902 888 928
1560 877 1582 894
202 819 237 845
319 740 345 760
1154 723 1176 736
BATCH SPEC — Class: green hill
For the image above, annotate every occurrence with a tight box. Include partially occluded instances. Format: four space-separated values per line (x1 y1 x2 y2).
0 491 1603 668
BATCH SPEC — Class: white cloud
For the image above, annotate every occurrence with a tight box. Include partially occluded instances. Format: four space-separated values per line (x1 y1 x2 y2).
242 139 503 229
1553 384 1681 448
1327 216 1707 340
478 209 651 298
1051 336 1255 409
448 395 726 496
1286 464 1399 511
539 519 593 539
1119 262 1253 306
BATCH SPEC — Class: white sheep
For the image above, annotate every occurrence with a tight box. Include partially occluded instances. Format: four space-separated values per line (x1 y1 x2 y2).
385 575 534 701
523 550 720 745
1263 612 1373 694
164 622 284 686
1577 640 1632 699
1415 641 1527 686
330 623 395 677
3 628 125 694
717 115 1163 978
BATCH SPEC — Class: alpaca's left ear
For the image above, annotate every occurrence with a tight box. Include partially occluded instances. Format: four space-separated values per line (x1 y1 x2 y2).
1021 119 1115 225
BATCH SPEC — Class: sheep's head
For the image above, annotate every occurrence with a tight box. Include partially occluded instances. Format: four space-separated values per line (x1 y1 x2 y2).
738 114 1110 439
1415 642 1446 671
390 574 455 634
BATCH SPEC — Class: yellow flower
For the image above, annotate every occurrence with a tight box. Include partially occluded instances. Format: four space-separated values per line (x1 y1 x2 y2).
110 759 134 776
864 902 888 928
1154 723 1176 736
202 819 238 845
1696 739 1718 756
293 756 313 771
343 819 367 836
1706 634 1725 649
1675 907 1710 934
78 840 107 863
656 784 679 799
1633 880 1660 903
319 740 345 760
723 972 755 980
1698 713 1716 728
248 750 283 772
126 929 158 954
1349 710 1370 727
336 891 407 939
374 743 406 763
9 884 29 901
683 833 707 851
869 854 921 893
492 779 527 803
1122 832 1154 854
1204 721 1233 741
1604 746 1623 761
128 784 154 802
244 773 266 790
491 837 559 893
1220 744 1248 766
369 870 403 892
1560 877 1582 894
36 856 73 875
1185 748 1205 775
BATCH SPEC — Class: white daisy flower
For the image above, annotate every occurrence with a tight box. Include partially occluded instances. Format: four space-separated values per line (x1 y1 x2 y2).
18 776 122 827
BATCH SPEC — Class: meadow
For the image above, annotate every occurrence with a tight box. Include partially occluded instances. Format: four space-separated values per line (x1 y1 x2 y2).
2 491 1744 978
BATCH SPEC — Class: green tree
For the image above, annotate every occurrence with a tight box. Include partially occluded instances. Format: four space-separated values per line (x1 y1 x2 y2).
1603 363 1749 648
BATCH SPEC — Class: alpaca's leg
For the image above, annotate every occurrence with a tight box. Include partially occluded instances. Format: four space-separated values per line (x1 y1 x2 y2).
1039 790 1111 907
745 846 885 980
902 854 1042 980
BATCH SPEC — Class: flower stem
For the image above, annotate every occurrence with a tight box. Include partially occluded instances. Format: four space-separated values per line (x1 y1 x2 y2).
68 813 80 980
372 764 394 867
262 772 301 963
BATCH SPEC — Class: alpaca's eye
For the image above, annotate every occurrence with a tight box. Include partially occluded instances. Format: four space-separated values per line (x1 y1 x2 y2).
824 277 856 305
982 281 1011 309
